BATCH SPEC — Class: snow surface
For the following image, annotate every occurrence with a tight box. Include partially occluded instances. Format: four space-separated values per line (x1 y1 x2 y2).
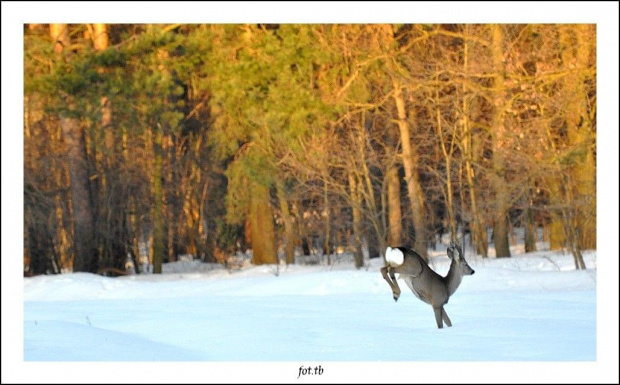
23 248 599 363
12 243 618 382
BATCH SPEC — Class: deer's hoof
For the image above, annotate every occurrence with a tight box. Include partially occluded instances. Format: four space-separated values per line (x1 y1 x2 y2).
393 295 399 302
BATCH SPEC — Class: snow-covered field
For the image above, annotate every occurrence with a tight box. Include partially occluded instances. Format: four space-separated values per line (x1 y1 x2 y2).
6 242 617 383
24 250 598 361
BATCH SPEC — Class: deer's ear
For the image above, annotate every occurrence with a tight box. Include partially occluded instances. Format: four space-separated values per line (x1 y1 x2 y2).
455 244 463 258
447 247 454 260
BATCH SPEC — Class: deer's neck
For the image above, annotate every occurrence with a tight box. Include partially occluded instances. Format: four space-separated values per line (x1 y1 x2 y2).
444 261 463 297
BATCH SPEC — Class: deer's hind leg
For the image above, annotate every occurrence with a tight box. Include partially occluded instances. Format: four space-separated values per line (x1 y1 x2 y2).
380 266 401 301
441 307 452 327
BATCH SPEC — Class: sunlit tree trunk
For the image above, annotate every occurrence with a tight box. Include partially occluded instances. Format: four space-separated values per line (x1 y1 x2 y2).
545 175 566 250
92 23 127 272
92 23 112 269
183 175 196 257
322 173 331 264
560 24 596 251
152 127 164 273
549 215 566 250
51 24 98 273
490 25 511 258
391 78 428 261
386 165 403 247
463 119 487 257
164 134 179 263
460 27 487 257
349 172 364 269
249 182 277 265
198 175 217 263
433 97 457 240
150 34 173 273
92 24 112 152
355 118 384 259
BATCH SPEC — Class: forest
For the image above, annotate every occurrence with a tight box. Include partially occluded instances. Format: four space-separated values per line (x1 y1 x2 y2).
23 24 596 275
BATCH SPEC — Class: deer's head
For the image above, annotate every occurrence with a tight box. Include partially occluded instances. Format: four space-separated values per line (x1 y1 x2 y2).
447 240 475 276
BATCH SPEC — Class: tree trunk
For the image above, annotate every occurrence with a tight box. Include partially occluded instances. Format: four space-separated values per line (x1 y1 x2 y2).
545 174 566 250
93 24 113 152
434 102 457 240
276 181 296 264
250 182 277 265
548 213 566 250
349 173 364 269
54 176 72 269
560 24 596 251
460 28 488 258
386 165 403 246
465 149 487 257
322 175 331 265
62 116 98 271
524 206 537 253
51 24 98 273
152 127 164 274
490 24 511 258
25 204 54 275
561 186 587 270
164 133 179 263
391 78 428 261
367 226 381 259
292 201 311 256
93 23 126 272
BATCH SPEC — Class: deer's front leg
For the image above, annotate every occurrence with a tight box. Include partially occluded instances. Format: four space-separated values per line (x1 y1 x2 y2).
433 307 444 329
381 266 401 302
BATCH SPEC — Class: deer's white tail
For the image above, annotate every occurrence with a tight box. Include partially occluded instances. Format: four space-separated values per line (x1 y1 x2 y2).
385 246 404 266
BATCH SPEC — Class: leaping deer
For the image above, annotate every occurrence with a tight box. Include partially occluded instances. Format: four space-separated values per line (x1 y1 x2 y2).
380 240 475 329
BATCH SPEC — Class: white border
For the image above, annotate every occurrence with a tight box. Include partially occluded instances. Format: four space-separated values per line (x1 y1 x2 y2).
3 1 618 383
